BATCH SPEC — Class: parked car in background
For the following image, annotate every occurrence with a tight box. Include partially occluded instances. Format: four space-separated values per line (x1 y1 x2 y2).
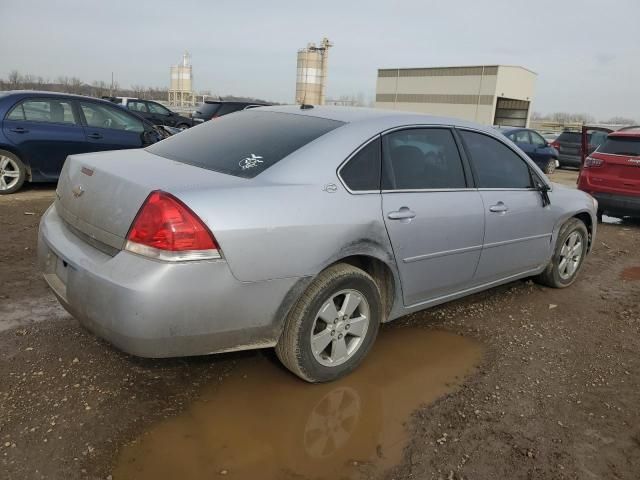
39 106 597 382
578 126 640 220
0 91 171 194
498 127 559 173
104 97 193 130
540 131 560 143
191 100 271 124
551 128 609 168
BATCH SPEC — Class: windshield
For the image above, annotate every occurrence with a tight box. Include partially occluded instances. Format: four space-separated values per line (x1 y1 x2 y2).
597 137 640 156
146 111 344 178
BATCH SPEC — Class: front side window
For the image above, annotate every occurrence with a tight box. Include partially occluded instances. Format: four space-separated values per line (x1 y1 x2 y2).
460 130 532 189
340 137 381 191
128 101 148 113
382 128 467 190
80 102 144 133
6 99 77 125
147 111 344 178
530 131 547 146
148 102 171 115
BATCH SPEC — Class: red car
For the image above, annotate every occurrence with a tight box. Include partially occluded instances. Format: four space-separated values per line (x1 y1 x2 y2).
578 126 640 220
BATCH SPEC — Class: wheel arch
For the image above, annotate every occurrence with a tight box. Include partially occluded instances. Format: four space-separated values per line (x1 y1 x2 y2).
572 211 594 252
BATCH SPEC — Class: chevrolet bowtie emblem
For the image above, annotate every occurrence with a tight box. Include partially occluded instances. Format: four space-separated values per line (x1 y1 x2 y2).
72 185 84 198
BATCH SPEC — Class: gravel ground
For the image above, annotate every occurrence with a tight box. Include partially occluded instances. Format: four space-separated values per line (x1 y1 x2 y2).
1 174 639 480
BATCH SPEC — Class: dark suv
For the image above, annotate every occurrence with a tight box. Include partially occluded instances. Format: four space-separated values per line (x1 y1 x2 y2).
191 101 270 124
552 129 609 168
104 97 193 130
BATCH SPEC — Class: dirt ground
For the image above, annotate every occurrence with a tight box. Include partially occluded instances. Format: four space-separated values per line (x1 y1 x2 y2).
1 173 639 480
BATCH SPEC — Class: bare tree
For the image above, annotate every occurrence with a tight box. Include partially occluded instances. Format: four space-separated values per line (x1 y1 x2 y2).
603 116 637 125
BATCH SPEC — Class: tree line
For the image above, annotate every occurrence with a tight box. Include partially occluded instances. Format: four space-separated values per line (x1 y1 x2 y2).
531 111 637 126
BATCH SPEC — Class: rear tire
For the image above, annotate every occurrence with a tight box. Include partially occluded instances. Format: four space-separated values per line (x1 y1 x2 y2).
534 218 588 288
543 158 556 174
176 123 189 130
276 264 381 383
0 150 26 195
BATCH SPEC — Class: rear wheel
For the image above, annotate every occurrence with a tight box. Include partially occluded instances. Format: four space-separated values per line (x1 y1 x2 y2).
543 158 556 174
176 123 189 131
0 150 26 195
276 264 381 383
535 218 588 288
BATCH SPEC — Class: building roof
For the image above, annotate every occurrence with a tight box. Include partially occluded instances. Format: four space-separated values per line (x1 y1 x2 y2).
377 64 537 76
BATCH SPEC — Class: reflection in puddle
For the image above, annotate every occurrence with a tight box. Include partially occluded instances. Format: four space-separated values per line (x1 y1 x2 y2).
114 329 482 479
621 266 640 281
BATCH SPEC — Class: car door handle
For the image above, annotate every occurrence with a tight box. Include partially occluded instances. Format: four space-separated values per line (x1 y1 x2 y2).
87 133 103 139
489 202 509 213
388 207 416 220
10 127 29 134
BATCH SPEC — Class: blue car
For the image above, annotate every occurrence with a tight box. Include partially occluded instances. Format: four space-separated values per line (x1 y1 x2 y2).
498 127 559 174
0 91 169 194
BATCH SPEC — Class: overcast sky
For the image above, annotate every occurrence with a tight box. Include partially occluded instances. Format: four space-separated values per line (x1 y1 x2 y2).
1 0 638 119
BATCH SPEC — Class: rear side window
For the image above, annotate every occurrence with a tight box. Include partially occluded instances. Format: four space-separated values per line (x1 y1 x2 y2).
147 111 344 178
382 128 467 190
79 102 144 133
195 103 220 116
340 138 381 191
7 99 77 124
598 137 640 156
460 130 532 189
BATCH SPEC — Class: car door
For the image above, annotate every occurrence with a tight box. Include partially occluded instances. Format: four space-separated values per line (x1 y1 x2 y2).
2 97 86 179
146 101 175 126
458 129 555 283
381 127 485 306
127 100 152 123
529 130 555 167
78 101 146 151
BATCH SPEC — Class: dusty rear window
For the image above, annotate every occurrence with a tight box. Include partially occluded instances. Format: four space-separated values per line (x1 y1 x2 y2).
598 137 640 156
147 111 344 178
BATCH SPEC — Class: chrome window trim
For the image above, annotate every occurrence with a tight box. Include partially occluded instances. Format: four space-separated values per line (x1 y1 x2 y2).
381 188 476 194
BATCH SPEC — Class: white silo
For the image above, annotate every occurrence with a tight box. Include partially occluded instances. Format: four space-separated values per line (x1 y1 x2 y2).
295 38 332 105
169 52 194 107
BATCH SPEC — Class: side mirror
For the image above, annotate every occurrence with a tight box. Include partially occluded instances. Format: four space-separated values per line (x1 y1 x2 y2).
536 181 551 207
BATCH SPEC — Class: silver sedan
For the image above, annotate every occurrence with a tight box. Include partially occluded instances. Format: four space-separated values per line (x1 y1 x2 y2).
38 106 597 382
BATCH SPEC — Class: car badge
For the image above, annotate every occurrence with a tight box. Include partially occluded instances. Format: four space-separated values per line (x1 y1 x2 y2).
81 167 94 176
629 158 640 165
72 185 85 198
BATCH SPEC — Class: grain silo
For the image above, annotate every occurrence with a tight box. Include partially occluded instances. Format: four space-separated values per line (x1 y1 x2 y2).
168 52 194 107
295 38 332 105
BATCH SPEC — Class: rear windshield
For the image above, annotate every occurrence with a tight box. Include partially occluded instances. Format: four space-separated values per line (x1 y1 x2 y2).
147 111 344 178
194 103 221 116
557 132 583 143
598 137 640 156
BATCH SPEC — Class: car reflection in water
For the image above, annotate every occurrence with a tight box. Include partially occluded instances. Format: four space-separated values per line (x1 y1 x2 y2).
114 328 482 480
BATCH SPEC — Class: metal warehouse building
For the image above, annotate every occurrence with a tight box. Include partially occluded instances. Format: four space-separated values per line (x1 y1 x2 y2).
375 65 536 127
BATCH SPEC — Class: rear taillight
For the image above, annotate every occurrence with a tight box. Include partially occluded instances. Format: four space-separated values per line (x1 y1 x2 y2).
583 156 604 168
550 141 560 150
125 191 220 261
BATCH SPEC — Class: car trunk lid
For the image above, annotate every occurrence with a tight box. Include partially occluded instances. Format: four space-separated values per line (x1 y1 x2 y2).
55 149 246 251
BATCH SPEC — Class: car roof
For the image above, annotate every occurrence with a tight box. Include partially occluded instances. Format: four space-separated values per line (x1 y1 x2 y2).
609 126 640 138
1 90 114 101
258 105 499 131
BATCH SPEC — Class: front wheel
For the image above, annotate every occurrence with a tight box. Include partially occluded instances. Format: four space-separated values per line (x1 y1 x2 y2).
543 158 556 174
176 123 189 131
534 218 588 288
276 264 381 382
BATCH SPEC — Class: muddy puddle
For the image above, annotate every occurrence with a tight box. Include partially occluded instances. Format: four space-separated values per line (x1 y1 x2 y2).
621 266 640 281
113 328 482 480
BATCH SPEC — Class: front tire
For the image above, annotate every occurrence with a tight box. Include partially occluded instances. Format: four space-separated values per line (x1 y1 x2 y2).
176 123 189 131
543 158 556 174
535 218 588 288
276 264 382 383
0 150 26 195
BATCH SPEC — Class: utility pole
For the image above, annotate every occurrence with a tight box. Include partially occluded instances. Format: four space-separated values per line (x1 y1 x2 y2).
110 72 114 96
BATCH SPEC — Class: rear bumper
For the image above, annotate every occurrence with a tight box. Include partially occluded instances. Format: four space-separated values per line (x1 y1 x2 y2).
591 192 640 216
558 153 581 167
38 204 300 357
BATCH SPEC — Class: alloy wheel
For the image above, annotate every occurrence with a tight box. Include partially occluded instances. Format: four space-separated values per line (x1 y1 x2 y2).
310 289 370 367
0 155 21 191
558 231 583 280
